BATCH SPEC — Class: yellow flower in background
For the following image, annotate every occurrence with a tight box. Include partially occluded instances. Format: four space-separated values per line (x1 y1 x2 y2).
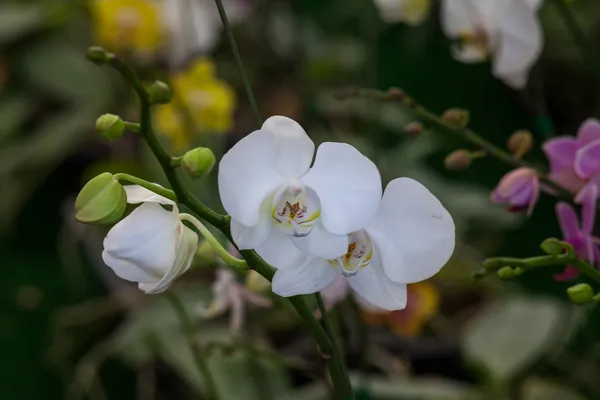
361 281 440 337
155 58 236 151
92 0 164 54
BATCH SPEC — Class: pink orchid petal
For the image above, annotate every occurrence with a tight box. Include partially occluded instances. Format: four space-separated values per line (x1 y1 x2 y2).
547 169 585 193
556 202 581 241
585 237 596 265
575 139 600 179
554 265 580 281
575 183 598 234
510 181 534 206
527 177 540 216
543 137 577 173
576 118 600 147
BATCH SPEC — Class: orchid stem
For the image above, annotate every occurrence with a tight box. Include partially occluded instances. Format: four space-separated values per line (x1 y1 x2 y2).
213 0 262 128
179 213 247 270
113 173 177 201
90 48 353 399
335 87 575 201
166 292 220 400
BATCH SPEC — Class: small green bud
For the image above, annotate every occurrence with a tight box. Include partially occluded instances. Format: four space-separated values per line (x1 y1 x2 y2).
86 46 113 65
148 81 172 104
497 266 515 280
183 147 216 178
75 173 127 225
442 108 470 129
444 149 472 171
540 238 572 257
95 114 125 141
567 283 594 305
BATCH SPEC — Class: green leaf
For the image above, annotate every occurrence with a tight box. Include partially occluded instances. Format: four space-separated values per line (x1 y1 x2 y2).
349 374 482 400
0 4 48 45
462 296 567 385
521 378 585 400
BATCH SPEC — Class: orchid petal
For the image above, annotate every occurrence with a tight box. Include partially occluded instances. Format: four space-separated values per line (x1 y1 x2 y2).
543 137 577 173
218 129 285 227
291 223 349 259
124 185 174 205
574 139 600 179
575 183 598 234
230 195 274 250
556 202 581 241
272 258 338 297
367 178 455 284
255 229 306 270
441 0 478 38
347 252 407 311
262 116 315 179
303 142 382 235
576 118 600 147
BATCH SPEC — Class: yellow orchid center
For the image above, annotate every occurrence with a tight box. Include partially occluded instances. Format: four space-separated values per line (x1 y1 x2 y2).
271 182 321 237
329 231 373 277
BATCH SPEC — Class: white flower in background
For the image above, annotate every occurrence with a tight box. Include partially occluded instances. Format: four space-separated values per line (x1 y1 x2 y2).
441 0 543 88
102 186 198 294
162 0 252 67
374 0 432 25
271 178 455 311
199 268 272 332
218 115 382 265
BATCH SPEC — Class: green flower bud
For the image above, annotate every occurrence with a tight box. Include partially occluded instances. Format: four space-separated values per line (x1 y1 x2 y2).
75 173 127 225
148 81 172 104
95 114 125 141
442 108 470 129
540 238 572 257
567 283 594 305
183 147 216 178
86 46 113 65
497 266 515 280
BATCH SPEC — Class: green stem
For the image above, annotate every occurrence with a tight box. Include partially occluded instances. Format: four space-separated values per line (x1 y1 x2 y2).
179 213 247 270
315 293 346 375
123 121 140 133
213 0 262 128
166 292 220 400
106 55 228 229
113 173 177 201
335 88 574 200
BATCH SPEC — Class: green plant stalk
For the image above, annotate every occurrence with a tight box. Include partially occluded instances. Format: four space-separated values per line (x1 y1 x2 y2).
213 0 262 128
315 293 347 377
100 51 353 400
179 213 247 270
113 173 177 201
335 88 575 201
166 292 221 400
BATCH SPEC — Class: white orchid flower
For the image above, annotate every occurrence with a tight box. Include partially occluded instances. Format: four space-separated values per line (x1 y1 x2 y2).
198 268 272 332
271 178 455 311
162 0 252 67
441 0 543 88
374 0 431 25
218 115 382 265
102 186 198 294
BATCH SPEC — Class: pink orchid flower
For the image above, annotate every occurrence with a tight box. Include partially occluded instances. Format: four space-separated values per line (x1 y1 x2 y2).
554 184 600 281
543 118 600 192
491 167 540 215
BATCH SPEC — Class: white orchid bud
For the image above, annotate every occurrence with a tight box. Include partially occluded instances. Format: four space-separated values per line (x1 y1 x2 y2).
102 201 198 294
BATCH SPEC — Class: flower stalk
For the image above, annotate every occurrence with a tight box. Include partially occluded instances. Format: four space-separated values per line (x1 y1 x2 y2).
112 173 177 201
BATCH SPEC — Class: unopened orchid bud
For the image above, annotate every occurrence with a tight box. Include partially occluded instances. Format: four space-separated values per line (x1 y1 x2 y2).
75 173 127 225
183 147 216 178
404 122 424 135
148 80 172 104
387 87 406 101
540 238 567 256
497 266 515 280
96 114 125 141
507 130 533 158
86 46 113 65
444 149 472 170
491 167 540 215
442 108 470 128
567 283 594 304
